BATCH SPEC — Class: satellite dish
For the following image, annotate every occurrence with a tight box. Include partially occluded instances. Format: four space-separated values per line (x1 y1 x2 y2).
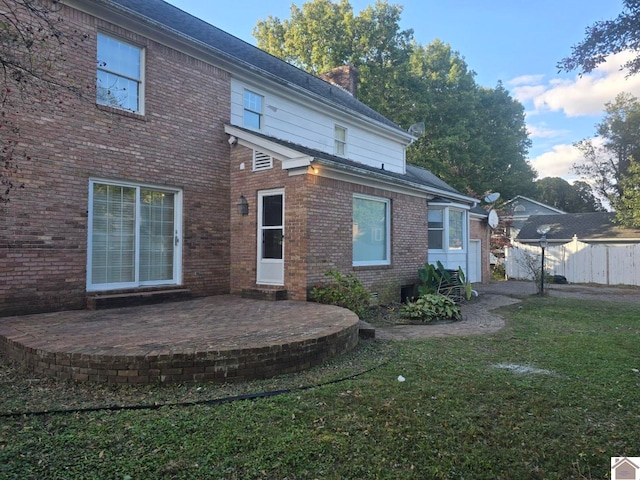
488 209 499 229
484 192 500 203
536 224 551 235
408 122 425 137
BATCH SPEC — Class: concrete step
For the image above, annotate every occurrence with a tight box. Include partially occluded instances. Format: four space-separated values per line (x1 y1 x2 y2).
241 288 288 301
358 320 376 339
87 288 192 310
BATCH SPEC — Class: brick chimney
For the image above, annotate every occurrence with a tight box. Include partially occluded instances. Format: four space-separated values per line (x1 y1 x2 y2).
319 65 359 98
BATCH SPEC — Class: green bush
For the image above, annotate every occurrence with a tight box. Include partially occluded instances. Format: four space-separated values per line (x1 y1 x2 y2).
400 293 461 323
309 270 371 318
417 262 472 301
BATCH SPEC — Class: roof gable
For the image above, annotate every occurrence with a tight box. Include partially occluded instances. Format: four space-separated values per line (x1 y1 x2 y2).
504 196 566 217
104 0 408 136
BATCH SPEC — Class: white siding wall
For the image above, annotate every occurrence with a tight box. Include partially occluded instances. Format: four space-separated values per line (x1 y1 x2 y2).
230 78 405 173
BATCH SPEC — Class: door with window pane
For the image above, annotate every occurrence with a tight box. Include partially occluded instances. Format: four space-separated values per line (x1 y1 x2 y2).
89 182 180 290
257 189 284 285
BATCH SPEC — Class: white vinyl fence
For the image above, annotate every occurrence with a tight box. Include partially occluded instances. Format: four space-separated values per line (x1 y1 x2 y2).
505 236 640 286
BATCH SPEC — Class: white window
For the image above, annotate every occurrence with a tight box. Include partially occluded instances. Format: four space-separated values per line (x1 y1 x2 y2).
243 89 263 129
97 33 143 113
428 206 466 251
87 180 182 291
353 195 390 266
427 207 444 250
335 125 347 156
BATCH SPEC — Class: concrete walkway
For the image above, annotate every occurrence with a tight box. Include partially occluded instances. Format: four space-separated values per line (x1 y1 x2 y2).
375 280 640 340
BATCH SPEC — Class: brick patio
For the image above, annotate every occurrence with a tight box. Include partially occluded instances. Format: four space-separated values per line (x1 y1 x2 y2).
0 296 359 384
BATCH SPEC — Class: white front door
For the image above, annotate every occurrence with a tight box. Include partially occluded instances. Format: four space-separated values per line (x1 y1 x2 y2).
257 189 284 285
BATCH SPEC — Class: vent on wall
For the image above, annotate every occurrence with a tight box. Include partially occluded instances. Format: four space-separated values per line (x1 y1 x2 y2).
253 150 273 171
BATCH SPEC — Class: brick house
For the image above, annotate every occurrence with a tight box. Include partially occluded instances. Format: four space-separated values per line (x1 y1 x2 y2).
0 0 484 317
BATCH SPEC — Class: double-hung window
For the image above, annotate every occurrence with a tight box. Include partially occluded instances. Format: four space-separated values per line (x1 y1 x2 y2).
96 33 143 113
353 195 391 266
87 180 182 291
243 89 263 129
335 125 347 156
428 206 466 251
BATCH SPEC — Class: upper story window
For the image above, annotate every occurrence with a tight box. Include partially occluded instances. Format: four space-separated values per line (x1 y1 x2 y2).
353 194 391 266
243 90 263 129
428 206 466 252
334 125 347 156
97 33 143 113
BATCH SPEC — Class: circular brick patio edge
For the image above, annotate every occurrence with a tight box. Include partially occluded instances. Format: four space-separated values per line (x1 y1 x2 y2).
0 319 361 385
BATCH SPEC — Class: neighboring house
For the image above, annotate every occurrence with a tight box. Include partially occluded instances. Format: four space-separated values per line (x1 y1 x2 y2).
507 212 640 286
0 0 481 317
502 196 565 240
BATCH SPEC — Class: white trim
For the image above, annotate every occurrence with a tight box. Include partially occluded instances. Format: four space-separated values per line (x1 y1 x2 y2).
87 178 182 291
352 194 391 267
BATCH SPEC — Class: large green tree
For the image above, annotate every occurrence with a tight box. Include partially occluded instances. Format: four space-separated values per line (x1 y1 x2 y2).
614 158 640 227
573 93 640 202
253 0 536 199
533 177 604 213
558 0 640 76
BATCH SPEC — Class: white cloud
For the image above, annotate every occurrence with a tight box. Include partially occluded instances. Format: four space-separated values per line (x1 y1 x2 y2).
527 123 567 139
531 143 583 179
510 51 640 117
509 74 546 87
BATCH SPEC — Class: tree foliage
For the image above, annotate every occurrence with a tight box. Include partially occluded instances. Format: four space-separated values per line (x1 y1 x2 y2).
573 93 640 206
558 0 640 76
0 0 87 203
253 0 536 199
612 158 640 227
533 177 604 213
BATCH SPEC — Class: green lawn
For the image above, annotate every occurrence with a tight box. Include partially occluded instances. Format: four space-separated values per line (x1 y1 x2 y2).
1 296 639 479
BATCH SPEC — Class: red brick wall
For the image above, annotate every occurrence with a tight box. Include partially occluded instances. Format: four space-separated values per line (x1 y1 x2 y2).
0 5 231 316
229 143 426 302
307 174 427 301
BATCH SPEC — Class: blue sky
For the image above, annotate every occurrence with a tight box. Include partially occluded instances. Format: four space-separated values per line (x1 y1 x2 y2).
166 0 637 182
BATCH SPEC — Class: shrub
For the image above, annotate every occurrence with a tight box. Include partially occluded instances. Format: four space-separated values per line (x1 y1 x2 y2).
400 293 461 323
417 262 472 301
309 270 370 318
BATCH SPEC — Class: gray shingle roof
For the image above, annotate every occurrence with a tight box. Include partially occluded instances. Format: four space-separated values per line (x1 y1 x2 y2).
230 126 470 201
105 0 405 133
516 212 640 242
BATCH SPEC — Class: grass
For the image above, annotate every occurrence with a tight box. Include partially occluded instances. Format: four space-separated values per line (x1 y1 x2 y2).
1 296 639 479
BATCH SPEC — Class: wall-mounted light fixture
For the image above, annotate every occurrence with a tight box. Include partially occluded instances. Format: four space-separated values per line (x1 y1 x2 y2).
228 135 238 146
237 194 249 216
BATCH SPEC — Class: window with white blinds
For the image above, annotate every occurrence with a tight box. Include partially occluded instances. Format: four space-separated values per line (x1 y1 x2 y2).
88 180 182 290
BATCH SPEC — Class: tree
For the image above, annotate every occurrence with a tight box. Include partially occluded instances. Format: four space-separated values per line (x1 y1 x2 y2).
404 47 536 198
613 158 640 227
253 0 537 198
558 0 640 76
1 0 87 203
573 93 640 203
534 177 604 212
253 0 414 117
